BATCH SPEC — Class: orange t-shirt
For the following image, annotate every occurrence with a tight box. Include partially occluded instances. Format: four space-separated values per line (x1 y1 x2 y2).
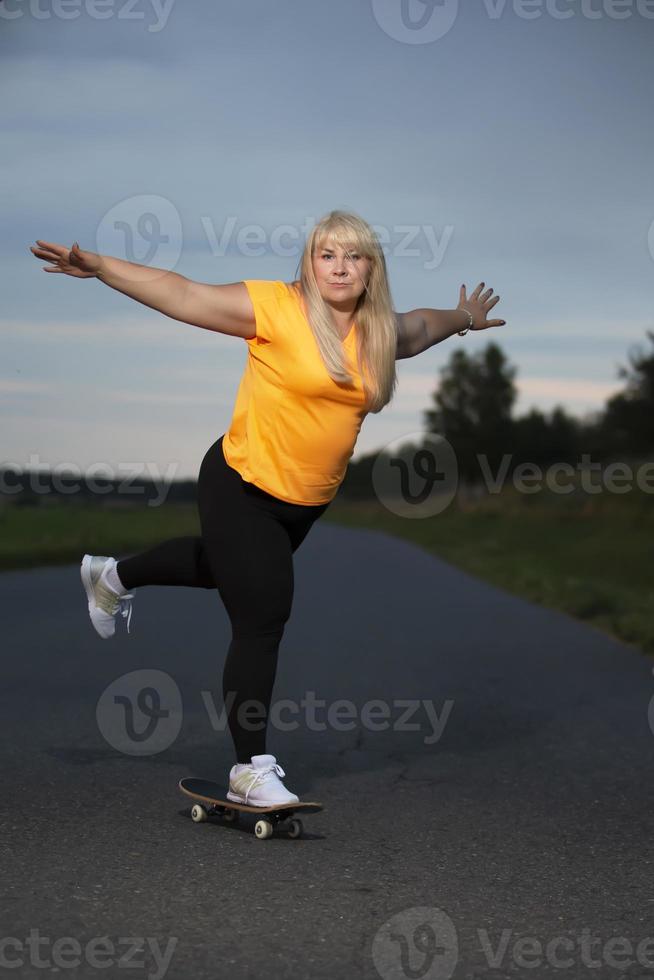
221 279 369 505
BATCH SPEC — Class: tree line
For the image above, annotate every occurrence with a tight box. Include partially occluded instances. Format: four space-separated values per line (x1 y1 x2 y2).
343 329 654 493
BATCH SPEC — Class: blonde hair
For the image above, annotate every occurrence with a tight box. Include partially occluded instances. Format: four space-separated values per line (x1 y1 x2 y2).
289 209 399 415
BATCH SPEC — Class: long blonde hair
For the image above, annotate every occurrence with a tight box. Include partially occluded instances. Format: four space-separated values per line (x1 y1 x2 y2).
289 210 399 415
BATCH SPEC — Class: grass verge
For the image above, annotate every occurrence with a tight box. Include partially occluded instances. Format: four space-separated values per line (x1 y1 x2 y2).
3 488 652 656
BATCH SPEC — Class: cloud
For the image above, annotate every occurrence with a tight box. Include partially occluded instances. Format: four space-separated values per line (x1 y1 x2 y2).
0 314 237 349
515 376 622 407
0 379 233 409
0 378 55 395
385 369 622 417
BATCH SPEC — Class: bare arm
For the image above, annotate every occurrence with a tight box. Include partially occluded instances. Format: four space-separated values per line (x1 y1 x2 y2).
30 241 256 339
395 283 506 358
96 255 256 338
395 309 470 358
394 310 427 359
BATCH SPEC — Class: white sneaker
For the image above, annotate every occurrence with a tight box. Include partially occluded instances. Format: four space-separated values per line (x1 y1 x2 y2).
227 754 300 807
80 554 134 639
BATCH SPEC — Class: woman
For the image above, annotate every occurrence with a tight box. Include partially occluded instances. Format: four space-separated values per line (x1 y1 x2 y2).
30 209 505 807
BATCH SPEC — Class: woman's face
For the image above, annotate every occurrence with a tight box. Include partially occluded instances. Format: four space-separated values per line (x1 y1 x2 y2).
312 239 371 306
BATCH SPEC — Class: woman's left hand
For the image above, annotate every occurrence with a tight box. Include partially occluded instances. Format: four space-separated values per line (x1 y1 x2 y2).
459 282 506 330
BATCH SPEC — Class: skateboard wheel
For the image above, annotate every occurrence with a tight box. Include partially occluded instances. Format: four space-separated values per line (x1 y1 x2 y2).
223 809 238 823
254 819 274 840
191 804 208 823
287 818 303 839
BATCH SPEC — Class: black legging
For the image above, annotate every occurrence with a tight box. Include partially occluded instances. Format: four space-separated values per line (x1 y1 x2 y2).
116 435 330 763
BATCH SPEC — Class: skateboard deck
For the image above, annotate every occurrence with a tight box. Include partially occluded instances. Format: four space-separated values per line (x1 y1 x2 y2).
178 777 323 840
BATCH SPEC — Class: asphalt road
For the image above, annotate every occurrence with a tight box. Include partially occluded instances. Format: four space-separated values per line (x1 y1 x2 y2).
2 521 653 980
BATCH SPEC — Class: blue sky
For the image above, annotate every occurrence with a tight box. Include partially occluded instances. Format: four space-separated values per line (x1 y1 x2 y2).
3 0 653 479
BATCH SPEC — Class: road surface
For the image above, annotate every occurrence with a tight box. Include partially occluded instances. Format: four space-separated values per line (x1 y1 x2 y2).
2 521 653 979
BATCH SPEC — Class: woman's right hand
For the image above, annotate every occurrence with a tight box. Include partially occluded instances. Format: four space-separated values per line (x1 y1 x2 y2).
29 240 103 279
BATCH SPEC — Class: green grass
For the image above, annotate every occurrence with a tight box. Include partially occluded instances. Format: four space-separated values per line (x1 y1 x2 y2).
3 487 652 656
0 501 200 572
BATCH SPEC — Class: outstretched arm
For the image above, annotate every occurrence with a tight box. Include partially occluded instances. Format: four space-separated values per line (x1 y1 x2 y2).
29 240 256 338
395 282 506 358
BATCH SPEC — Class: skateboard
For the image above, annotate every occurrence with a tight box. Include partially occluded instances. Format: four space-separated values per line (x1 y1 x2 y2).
178 777 323 840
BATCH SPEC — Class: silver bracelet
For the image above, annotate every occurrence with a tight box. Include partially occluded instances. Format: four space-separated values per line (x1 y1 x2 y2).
457 307 474 336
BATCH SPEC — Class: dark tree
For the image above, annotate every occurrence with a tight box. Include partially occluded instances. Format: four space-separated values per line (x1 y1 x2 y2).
511 405 581 467
596 331 654 457
423 343 517 483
